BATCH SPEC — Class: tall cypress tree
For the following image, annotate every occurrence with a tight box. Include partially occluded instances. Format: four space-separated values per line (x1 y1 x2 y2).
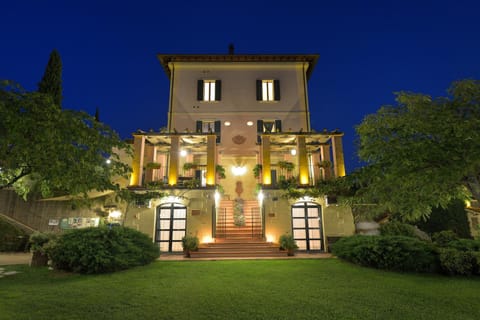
38 49 63 108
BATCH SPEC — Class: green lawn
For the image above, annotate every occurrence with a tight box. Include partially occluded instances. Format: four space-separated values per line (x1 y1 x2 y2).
1 259 479 320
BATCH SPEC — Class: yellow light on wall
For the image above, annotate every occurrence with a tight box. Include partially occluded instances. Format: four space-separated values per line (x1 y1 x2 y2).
232 166 247 176
257 190 264 205
180 150 187 157
109 210 122 219
263 171 271 185
214 190 220 208
224 121 231 126
300 174 309 185
290 149 297 156
202 235 213 244
266 234 275 243
246 121 253 126
168 176 177 186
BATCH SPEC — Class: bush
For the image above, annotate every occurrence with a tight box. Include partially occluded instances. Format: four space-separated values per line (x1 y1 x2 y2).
0 220 28 252
447 239 480 252
438 248 480 276
48 226 160 274
432 230 459 247
416 199 471 238
279 234 299 256
380 221 416 238
181 235 199 251
332 235 438 273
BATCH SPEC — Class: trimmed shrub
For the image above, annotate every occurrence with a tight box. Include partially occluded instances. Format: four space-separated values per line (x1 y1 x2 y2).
332 235 438 273
432 230 459 247
48 226 160 274
380 221 416 238
438 248 479 276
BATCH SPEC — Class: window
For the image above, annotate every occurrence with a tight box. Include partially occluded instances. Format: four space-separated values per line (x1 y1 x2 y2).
196 120 221 142
257 120 282 133
257 119 282 143
256 79 280 101
197 80 221 101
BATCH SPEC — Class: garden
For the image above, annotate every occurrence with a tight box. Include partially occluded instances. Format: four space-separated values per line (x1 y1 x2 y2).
1 259 479 320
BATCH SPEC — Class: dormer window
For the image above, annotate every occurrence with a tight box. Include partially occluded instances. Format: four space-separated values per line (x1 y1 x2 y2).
256 80 280 101
197 80 222 101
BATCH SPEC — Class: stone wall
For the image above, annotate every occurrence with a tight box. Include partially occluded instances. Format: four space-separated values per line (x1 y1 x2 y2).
0 190 104 233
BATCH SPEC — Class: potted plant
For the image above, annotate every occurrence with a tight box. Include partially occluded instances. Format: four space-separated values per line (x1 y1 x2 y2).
29 232 56 267
317 160 331 169
253 164 262 179
183 162 198 172
216 164 226 179
145 162 162 170
279 234 298 256
181 235 199 258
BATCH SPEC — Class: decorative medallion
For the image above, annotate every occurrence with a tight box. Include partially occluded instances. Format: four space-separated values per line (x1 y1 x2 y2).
232 135 247 145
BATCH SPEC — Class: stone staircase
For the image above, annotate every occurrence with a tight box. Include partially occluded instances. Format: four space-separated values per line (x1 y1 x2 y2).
190 239 287 258
215 199 262 239
189 199 287 258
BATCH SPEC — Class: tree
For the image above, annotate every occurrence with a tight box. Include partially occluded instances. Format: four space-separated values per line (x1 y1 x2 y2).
38 49 62 108
354 79 480 221
0 81 131 199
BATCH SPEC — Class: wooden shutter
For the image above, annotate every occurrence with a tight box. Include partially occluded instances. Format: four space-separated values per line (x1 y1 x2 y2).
274 80 280 101
256 80 262 101
214 120 221 133
197 80 204 101
275 120 282 132
196 121 202 133
215 80 222 101
257 120 264 133
215 120 221 143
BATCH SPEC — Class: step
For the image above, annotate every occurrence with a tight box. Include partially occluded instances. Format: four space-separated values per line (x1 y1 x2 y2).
190 237 286 258
190 251 288 258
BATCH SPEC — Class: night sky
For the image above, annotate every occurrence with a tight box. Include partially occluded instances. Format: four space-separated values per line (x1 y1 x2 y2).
2 0 480 172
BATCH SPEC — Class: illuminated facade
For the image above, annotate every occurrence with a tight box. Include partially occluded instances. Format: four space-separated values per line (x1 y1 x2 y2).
126 51 355 253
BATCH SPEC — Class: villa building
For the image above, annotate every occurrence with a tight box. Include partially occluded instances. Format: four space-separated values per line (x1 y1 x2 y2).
123 49 355 255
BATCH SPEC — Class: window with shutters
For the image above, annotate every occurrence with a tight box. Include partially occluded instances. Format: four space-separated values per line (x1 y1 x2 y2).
257 120 282 134
197 80 221 101
196 120 221 143
256 79 280 101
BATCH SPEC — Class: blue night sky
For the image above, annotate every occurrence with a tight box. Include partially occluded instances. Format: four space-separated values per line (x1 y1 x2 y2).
2 0 480 172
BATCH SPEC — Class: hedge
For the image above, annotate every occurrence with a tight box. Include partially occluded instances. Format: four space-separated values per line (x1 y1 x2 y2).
48 226 160 274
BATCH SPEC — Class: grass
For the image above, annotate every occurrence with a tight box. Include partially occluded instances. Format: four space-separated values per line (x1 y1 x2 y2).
1 259 479 320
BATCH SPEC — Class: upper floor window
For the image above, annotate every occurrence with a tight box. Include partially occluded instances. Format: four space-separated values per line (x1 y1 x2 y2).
197 80 222 101
256 80 280 101
196 120 221 142
257 120 282 133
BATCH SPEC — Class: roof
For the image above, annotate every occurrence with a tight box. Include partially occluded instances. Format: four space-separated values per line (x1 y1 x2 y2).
157 53 319 80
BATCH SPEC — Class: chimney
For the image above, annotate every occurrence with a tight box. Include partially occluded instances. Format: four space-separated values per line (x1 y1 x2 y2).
228 43 234 55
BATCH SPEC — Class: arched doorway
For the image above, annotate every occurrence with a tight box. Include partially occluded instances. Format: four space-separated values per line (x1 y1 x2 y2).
291 201 323 251
155 203 187 252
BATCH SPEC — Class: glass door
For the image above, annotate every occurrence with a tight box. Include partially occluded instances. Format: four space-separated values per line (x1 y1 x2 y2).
155 203 187 252
291 202 323 251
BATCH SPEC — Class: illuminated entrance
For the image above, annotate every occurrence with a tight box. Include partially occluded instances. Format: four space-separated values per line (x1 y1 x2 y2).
155 203 187 252
291 202 323 251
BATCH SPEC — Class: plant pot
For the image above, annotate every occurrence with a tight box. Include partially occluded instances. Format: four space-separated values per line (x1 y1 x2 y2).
287 249 295 256
183 249 191 258
30 251 48 267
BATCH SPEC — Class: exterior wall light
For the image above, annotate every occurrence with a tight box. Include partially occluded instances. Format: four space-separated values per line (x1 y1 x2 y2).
224 121 231 126
246 121 253 126
232 166 247 176
290 149 297 156
180 150 187 157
